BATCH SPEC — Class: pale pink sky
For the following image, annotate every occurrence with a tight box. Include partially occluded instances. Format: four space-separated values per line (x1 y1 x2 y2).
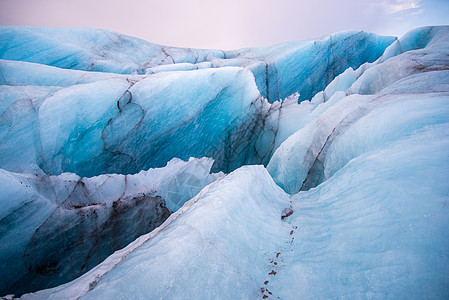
0 0 448 49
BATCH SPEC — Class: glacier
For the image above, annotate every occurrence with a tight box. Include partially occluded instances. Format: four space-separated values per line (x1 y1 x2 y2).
0 26 394 102
0 25 448 299
0 157 222 295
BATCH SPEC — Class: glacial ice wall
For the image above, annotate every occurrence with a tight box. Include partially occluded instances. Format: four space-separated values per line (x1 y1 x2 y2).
0 58 355 178
0 25 448 299
0 26 395 102
0 63 272 176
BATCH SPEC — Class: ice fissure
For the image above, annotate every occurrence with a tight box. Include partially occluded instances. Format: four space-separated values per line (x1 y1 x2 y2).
1 25 449 299
300 94 391 191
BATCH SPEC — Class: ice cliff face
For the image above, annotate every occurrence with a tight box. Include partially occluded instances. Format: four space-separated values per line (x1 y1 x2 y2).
0 63 270 176
1 26 448 299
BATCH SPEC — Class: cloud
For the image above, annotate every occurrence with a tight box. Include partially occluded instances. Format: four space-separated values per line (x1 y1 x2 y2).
379 0 421 14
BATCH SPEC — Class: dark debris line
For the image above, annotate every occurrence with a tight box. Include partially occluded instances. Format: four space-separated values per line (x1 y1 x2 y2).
260 206 296 299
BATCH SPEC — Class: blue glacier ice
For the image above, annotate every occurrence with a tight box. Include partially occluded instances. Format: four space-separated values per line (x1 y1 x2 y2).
0 25 448 299
0 26 395 102
0 58 356 177
0 62 272 176
268 25 449 194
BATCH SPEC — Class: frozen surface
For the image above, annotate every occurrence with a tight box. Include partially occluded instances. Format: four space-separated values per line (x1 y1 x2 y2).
0 64 271 176
21 166 292 300
269 25 449 194
0 26 395 102
273 122 449 299
224 31 395 102
0 60 324 177
23 119 449 299
268 93 374 194
0 158 221 295
0 26 448 299
0 26 225 74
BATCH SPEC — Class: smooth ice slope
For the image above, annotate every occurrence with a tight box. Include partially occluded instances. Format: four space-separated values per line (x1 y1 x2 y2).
0 26 395 102
0 158 221 296
272 123 449 299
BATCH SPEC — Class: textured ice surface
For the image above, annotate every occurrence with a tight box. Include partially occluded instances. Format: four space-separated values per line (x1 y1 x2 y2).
1 25 448 299
21 166 292 300
0 64 269 176
223 31 395 102
0 59 325 177
24 120 449 298
0 26 395 102
273 122 449 299
267 93 374 194
0 26 225 74
0 157 221 295
268 25 449 194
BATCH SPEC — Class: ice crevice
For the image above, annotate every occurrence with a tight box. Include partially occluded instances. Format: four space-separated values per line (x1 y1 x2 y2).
299 94 391 191
0 157 222 296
